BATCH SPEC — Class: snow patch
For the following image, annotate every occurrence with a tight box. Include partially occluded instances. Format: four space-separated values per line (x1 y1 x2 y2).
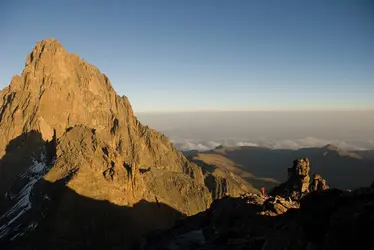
0 152 49 240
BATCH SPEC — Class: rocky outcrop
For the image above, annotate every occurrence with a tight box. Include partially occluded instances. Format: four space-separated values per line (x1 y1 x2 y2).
142 180 374 250
270 157 329 200
238 193 299 216
310 173 329 191
0 39 211 248
261 196 299 216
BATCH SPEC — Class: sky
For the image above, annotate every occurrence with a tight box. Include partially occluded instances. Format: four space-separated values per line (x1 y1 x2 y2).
0 0 373 112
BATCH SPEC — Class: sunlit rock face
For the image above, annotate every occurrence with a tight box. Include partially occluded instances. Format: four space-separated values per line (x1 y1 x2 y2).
0 39 211 248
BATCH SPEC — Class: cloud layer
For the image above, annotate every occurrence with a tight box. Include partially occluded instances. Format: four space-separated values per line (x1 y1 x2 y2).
170 137 371 152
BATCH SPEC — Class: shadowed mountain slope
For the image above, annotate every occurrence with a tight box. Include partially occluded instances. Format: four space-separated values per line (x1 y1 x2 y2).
2 176 184 250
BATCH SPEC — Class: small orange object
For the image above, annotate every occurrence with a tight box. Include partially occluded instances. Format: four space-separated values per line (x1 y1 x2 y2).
260 187 265 196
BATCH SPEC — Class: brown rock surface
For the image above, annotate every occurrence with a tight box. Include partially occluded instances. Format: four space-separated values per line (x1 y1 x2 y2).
0 39 211 248
261 195 299 216
310 173 329 191
188 156 258 200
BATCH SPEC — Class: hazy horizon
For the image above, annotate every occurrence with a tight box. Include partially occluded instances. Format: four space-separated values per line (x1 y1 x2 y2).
136 110 374 151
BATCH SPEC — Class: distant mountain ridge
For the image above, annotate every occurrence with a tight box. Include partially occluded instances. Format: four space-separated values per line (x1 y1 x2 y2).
184 143 374 190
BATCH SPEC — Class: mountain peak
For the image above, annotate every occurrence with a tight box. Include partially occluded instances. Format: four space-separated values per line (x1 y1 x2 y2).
4 37 134 142
38 38 62 47
25 38 67 66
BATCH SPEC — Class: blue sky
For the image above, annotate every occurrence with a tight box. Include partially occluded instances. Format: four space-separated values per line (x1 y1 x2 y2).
0 0 373 112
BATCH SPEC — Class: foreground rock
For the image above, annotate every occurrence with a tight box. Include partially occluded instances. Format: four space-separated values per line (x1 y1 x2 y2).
261 195 299 216
142 185 374 250
142 159 373 250
0 39 211 249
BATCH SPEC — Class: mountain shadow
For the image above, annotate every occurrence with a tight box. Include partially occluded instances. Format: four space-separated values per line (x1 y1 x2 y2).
0 131 184 250
0 131 49 215
143 196 286 250
2 178 184 250
143 188 374 250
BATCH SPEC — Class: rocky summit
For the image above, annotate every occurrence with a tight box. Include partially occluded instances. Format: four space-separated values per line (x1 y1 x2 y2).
0 39 212 249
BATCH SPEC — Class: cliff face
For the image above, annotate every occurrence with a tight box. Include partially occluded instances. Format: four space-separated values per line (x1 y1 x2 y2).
188 156 258 200
0 39 211 247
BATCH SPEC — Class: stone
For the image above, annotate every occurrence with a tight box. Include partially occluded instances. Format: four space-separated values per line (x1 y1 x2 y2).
310 173 329 191
262 195 299 215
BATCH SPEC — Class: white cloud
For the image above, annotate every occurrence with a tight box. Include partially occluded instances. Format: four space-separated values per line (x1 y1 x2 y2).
235 142 259 147
170 137 369 152
170 138 218 151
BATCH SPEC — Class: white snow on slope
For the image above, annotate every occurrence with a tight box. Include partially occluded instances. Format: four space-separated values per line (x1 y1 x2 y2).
0 152 49 240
